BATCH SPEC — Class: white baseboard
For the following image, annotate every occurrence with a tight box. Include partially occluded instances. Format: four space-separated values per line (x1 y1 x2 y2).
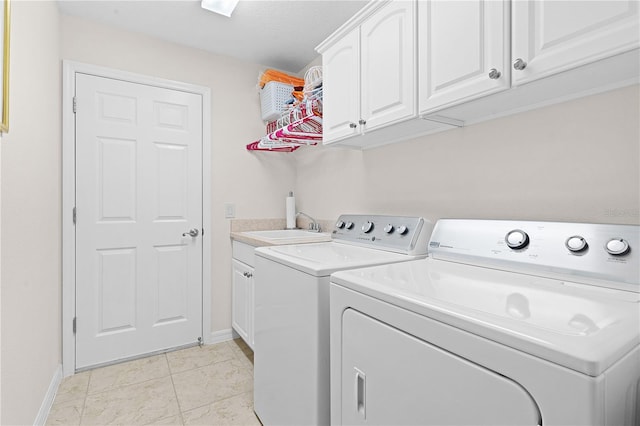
208 328 235 345
34 364 63 426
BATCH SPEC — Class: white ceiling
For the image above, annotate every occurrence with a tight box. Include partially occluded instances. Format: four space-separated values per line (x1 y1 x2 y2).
57 0 368 72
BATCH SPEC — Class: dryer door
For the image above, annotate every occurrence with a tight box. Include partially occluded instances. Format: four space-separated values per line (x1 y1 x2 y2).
341 309 541 426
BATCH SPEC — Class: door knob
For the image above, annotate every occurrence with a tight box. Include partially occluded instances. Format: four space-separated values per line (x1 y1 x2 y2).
182 228 199 237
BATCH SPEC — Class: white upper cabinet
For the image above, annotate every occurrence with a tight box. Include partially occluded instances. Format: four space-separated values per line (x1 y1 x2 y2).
320 1 430 147
419 1 510 114
318 0 639 148
322 29 361 143
512 1 640 86
360 1 416 132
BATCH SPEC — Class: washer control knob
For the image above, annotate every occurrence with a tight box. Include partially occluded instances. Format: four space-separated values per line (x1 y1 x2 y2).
565 236 588 253
345 221 354 230
606 238 630 256
362 221 374 233
336 220 345 229
505 229 529 250
397 225 408 235
384 224 394 234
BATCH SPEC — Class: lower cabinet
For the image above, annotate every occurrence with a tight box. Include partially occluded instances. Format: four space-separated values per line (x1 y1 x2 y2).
232 242 255 349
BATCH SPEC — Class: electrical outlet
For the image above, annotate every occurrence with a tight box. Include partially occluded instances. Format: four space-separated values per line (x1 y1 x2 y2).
224 203 236 218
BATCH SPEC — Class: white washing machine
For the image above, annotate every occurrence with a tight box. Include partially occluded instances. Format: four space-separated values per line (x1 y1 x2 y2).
253 214 433 426
330 219 640 426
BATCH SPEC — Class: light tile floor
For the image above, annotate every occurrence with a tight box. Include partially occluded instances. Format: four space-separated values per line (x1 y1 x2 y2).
46 339 260 426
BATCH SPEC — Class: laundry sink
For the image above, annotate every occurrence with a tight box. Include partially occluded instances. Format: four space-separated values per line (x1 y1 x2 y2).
242 229 331 243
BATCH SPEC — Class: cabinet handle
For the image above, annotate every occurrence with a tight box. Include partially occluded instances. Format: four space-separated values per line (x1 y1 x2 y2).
242 272 253 278
488 68 501 79
513 58 527 71
358 119 366 126
349 122 357 129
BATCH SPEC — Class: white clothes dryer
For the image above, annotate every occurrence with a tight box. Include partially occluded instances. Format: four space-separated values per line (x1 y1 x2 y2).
253 215 433 426
330 219 640 426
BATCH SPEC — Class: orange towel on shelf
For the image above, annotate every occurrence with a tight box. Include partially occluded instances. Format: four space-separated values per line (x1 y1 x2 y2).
259 69 304 89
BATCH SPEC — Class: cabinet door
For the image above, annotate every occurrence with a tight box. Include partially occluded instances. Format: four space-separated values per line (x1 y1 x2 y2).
322 28 361 144
512 0 640 86
340 308 541 425
231 259 253 347
247 270 255 349
360 0 416 132
419 0 510 114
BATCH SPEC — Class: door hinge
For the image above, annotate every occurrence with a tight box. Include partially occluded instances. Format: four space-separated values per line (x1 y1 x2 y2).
72 96 77 114
72 207 77 225
73 317 77 334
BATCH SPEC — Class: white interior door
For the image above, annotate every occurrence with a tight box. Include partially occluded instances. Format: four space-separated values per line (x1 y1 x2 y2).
75 73 203 369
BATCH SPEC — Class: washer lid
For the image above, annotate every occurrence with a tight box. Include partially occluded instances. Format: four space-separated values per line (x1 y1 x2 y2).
331 258 640 376
255 242 422 276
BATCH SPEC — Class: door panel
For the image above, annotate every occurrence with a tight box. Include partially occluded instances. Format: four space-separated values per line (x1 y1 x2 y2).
512 0 640 85
75 73 203 369
341 308 541 425
96 248 137 334
361 0 416 131
419 0 510 113
153 245 189 324
231 259 251 345
97 137 137 221
322 28 361 144
154 142 188 220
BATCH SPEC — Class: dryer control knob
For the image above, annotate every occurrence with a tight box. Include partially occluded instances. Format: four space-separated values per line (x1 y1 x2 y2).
362 221 374 233
345 221 354 230
505 229 529 250
384 224 394 234
606 238 630 256
336 220 345 229
397 225 408 235
566 236 588 253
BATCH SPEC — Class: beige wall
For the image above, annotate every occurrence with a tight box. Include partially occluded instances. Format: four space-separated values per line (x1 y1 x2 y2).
294 85 640 226
0 2 62 424
60 15 296 337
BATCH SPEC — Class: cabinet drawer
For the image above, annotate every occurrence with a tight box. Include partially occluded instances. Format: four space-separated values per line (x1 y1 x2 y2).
232 240 256 267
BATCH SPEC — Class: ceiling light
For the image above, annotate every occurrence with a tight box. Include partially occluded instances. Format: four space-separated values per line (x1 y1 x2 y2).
201 0 240 17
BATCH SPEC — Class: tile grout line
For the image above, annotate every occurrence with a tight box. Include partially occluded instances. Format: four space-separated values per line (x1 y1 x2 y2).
167 353 187 426
172 341 255 421
84 355 173 398
77 370 92 426
67 341 252 425
178 389 255 420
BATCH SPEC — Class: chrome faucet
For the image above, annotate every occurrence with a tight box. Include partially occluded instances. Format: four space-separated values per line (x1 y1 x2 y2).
296 211 321 232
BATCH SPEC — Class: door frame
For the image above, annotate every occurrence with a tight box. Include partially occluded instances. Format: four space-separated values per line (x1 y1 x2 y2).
62 60 212 376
